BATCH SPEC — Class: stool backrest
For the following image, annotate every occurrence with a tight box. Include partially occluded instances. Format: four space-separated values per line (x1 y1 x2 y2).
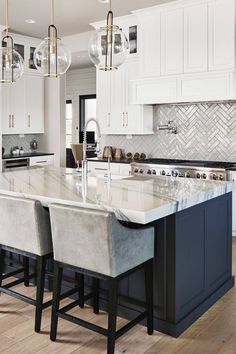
49 204 154 277
0 194 52 256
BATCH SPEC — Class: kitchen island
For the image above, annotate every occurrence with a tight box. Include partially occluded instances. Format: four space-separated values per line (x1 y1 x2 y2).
0 166 234 337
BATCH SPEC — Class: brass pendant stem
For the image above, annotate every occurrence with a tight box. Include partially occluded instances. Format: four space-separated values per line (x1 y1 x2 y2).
51 0 55 25
105 10 114 71
5 0 9 35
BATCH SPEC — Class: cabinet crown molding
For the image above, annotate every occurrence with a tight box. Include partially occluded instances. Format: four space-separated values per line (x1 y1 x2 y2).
132 0 214 16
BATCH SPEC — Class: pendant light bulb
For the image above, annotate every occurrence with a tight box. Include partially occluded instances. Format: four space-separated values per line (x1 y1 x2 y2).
33 0 71 77
0 0 24 83
88 0 129 71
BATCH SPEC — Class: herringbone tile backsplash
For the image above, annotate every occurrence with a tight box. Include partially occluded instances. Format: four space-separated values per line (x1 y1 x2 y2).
101 102 236 162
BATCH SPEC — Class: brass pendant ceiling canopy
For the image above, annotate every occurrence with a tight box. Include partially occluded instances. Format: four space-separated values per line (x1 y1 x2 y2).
33 0 71 78
88 0 130 71
0 0 24 84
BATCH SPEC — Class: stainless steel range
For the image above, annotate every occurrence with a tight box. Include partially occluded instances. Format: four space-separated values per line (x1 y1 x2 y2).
131 159 236 181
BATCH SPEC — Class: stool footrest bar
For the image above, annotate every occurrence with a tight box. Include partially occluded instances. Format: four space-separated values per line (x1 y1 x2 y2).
115 311 148 339
0 268 25 280
4 273 36 289
0 286 36 305
57 311 108 336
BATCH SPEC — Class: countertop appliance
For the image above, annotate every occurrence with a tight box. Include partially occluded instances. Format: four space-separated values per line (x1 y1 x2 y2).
131 158 236 181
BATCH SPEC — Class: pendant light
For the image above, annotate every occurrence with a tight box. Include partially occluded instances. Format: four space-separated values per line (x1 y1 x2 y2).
88 0 129 71
0 0 24 83
33 0 71 77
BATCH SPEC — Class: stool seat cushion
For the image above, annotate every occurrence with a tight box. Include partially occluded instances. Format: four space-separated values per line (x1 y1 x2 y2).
0 194 52 256
50 204 154 277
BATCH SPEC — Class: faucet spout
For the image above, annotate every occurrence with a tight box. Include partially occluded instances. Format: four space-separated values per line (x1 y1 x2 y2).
82 118 102 178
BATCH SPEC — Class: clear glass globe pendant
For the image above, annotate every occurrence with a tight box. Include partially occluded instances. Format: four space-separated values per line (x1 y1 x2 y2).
88 10 129 71
34 25 71 77
0 35 24 83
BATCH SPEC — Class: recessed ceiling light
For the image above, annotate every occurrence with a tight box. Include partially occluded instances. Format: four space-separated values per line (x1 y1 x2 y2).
98 0 109 3
25 19 36 24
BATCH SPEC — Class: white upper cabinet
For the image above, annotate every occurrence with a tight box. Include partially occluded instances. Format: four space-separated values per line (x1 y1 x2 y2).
208 0 235 71
184 3 208 73
96 59 153 135
96 70 111 135
137 12 161 78
132 0 236 104
2 74 44 135
161 8 184 76
25 75 44 133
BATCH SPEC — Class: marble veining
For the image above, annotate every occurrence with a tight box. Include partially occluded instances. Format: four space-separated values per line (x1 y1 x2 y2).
0 166 233 224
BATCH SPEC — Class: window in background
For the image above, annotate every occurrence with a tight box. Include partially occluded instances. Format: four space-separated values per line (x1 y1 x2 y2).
79 95 97 142
66 99 73 148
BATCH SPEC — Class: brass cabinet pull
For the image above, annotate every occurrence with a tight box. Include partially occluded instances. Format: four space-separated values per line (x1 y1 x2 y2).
126 112 128 127
122 112 125 127
12 114 15 128
9 115 11 128
28 114 31 128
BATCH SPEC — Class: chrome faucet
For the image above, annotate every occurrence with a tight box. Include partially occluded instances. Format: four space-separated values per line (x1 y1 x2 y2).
158 120 177 134
82 117 102 179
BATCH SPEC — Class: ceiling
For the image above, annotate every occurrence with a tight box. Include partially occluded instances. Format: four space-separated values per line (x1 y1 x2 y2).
0 0 177 38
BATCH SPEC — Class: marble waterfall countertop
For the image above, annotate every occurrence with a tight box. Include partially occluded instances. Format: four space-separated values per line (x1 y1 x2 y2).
0 166 233 224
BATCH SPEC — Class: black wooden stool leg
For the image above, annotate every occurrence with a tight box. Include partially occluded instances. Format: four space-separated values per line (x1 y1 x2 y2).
50 262 63 341
93 278 100 314
76 273 84 308
0 248 3 295
145 259 154 335
23 256 29 287
107 278 118 354
35 255 47 333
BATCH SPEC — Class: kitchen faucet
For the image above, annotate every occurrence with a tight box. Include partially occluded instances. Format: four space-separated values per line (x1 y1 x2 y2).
82 118 102 179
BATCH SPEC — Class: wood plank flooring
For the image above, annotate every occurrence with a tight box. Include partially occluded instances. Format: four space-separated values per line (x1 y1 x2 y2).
0 239 236 354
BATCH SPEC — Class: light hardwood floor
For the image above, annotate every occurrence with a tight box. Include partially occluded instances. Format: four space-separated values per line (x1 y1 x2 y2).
0 240 236 354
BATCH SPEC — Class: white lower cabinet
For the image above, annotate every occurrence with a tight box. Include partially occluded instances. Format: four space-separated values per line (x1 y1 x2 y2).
30 155 54 167
88 161 131 177
2 73 44 134
96 59 153 135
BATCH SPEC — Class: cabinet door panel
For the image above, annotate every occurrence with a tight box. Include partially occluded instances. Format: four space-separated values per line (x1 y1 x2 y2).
10 79 25 133
25 75 44 133
1 85 11 133
161 8 184 75
110 68 126 132
96 70 111 134
208 0 235 71
138 13 161 77
184 3 208 73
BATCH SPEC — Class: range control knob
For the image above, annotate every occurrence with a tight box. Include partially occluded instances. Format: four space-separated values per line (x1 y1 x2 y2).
134 168 139 174
152 170 157 175
185 171 191 178
201 173 207 179
210 173 218 180
219 174 224 181
160 170 166 176
147 169 152 175
139 169 144 174
172 170 178 177
196 172 201 179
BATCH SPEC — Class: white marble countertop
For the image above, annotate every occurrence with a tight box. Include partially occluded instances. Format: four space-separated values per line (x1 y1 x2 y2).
0 166 233 224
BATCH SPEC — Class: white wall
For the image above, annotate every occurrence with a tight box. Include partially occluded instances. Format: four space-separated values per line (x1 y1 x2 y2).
40 76 66 167
66 67 96 143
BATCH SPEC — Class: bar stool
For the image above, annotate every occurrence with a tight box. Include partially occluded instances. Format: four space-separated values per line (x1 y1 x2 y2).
49 204 155 354
0 194 53 333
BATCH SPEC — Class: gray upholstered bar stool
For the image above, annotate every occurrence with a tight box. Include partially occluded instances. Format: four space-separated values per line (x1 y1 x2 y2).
0 194 53 333
49 204 155 354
